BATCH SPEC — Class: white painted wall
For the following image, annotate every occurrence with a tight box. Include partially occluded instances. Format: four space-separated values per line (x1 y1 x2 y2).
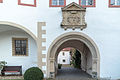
0 0 120 79
57 51 71 64
0 29 37 74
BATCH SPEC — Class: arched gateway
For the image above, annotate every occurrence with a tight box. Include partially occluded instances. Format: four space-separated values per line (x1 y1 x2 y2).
47 32 100 78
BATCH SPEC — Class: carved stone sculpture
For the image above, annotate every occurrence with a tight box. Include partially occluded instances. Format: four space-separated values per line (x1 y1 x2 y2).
61 2 87 30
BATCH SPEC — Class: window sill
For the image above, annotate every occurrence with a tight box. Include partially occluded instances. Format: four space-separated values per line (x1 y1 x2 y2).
79 5 96 7
109 5 120 7
49 5 66 7
12 55 28 57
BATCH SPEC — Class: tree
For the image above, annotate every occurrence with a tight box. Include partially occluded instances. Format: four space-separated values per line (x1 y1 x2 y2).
71 49 81 68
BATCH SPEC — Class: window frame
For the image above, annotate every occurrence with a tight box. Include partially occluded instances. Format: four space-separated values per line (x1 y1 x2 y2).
79 0 96 7
18 0 36 7
49 0 66 7
0 0 3 3
109 0 120 7
63 52 65 56
12 38 28 56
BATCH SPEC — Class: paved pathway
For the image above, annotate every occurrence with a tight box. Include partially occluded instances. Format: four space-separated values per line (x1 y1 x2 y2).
56 67 92 80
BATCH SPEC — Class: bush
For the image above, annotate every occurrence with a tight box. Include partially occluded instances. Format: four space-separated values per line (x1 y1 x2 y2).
24 67 44 80
0 61 7 70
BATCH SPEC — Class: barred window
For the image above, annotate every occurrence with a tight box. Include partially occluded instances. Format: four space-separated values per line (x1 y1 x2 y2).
12 38 28 56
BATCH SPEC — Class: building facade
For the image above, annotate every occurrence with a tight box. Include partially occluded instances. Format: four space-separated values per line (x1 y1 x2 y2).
57 48 71 64
0 0 120 79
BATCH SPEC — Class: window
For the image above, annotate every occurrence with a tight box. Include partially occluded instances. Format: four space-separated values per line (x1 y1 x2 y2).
63 59 66 62
18 0 36 7
12 38 28 56
63 52 65 56
109 0 120 7
79 0 95 7
0 0 3 3
50 0 66 7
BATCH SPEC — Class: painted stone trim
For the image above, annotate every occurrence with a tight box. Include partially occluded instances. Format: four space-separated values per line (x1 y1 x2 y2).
37 22 46 75
61 2 87 30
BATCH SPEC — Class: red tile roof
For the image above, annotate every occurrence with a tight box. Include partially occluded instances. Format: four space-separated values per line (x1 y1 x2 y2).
62 48 71 51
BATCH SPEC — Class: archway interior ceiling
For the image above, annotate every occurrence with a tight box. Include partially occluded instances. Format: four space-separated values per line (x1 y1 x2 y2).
0 25 23 33
55 40 91 59
49 34 98 59
0 23 37 41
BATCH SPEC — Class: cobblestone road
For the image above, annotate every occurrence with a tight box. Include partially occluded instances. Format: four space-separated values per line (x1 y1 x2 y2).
56 67 92 80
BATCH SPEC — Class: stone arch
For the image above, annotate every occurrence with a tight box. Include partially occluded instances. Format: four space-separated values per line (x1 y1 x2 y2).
47 32 100 78
0 21 37 41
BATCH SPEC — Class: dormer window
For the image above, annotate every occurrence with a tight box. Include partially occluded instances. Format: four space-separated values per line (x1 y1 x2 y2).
109 0 120 7
50 0 66 7
79 0 95 7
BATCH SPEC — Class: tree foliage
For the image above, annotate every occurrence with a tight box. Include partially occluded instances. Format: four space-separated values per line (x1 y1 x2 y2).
71 49 81 68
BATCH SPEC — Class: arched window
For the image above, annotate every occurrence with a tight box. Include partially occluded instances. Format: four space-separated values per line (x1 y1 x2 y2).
79 0 96 7
50 0 66 7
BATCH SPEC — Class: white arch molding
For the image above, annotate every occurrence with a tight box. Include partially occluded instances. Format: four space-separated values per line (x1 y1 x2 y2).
47 32 100 78
0 21 47 76
0 21 37 41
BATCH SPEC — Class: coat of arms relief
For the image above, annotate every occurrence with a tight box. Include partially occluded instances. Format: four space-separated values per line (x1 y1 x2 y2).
61 2 87 30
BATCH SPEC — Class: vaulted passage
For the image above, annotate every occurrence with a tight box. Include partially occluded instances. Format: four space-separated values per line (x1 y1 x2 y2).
47 32 100 79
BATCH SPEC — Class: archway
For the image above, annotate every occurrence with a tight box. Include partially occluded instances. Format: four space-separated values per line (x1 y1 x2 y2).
47 32 100 78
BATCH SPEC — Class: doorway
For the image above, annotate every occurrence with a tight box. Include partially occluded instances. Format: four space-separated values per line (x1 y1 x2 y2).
47 32 100 79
